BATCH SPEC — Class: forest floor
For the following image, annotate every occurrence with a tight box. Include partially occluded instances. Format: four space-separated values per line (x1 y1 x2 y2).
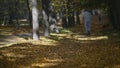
0 15 120 68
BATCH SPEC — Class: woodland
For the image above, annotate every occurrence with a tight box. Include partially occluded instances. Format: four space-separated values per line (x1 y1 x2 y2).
0 0 120 68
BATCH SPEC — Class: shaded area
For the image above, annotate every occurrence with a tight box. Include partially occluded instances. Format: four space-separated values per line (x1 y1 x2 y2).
0 15 120 68
0 35 120 68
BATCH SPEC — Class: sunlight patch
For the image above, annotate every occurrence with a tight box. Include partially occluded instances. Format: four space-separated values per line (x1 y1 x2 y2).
3 53 27 58
44 58 64 62
51 33 70 37
31 63 59 67
31 58 64 67
74 36 108 41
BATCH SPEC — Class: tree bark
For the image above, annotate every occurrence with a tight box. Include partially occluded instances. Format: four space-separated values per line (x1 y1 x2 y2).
15 0 19 28
61 5 68 28
108 0 120 30
32 0 40 40
42 0 50 36
76 11 80 25
26 0 32 28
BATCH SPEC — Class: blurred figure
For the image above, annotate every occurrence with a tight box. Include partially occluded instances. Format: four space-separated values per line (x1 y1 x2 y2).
50 24 59 33
83 9 92 35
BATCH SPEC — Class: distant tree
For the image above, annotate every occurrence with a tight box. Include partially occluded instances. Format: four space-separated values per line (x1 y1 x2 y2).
76 11 80 25
61 5 68 28
67 0 75 27
26 0 32 28
107 0 120 30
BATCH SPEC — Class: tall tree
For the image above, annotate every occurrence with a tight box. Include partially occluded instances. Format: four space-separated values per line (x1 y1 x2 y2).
61 1 68 28
67 0 75 27
107 0 120 30
42 0 50 36
31 0 40 40
26 0 32 28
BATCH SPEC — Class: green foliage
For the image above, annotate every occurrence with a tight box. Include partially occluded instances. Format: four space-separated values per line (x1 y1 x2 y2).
37 0 42 10
0 0 27 16
51 0 107 12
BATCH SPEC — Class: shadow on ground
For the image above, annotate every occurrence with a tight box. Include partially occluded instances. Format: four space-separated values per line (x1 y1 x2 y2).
0 15 120 68
0 29 120 68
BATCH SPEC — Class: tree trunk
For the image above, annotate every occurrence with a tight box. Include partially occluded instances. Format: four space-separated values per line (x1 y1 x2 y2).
8 13 14 26
76 11 80 25
42 10 50 36
42 0 50 36
67 0 75 28
116 0 120 30
108 0 120 30
32 0 40 40
15 0 19 28
26 0 32 28
61 5 68 28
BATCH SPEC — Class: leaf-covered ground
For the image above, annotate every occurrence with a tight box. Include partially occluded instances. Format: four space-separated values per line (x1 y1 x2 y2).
0 16 120 68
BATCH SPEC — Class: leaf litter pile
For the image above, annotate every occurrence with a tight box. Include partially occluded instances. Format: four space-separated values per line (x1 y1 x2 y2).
0 16 120 68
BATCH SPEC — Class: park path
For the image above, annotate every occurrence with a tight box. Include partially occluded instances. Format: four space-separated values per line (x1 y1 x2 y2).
0 15 109 48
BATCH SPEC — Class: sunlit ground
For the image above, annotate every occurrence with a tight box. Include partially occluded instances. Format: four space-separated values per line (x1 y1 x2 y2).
0 15 120 68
